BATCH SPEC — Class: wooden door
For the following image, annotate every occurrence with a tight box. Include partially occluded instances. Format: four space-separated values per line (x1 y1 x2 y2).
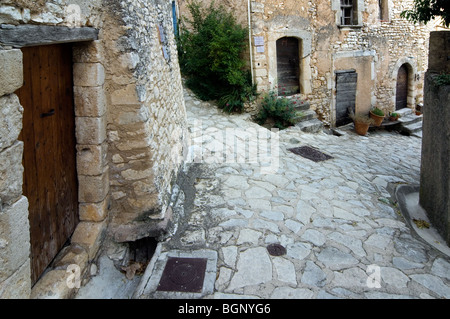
16 44 79 285
396 64 408 110
276 37 300 95
335 70 357 127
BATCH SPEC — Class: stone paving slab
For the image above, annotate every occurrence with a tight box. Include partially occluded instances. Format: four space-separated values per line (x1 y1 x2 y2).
136 88 450 299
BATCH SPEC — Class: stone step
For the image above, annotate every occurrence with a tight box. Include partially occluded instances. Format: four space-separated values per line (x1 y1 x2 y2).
395 108 414 117
292 109 317 123
292 101 310 111
402 121 423 135
295 118 324 133
398 113 423 125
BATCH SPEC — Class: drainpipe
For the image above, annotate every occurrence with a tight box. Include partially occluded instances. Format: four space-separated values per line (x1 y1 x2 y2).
248 0 254 85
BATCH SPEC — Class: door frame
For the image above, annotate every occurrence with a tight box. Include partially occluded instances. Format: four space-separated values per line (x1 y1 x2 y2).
18 43 80 284
3 25 109 288
276 36 301 95
267 30 312 95
392 58 417 110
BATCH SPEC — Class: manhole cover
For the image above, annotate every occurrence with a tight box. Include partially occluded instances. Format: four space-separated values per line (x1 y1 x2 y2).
157 257 207 293
267 244 287 256
288 146 333 162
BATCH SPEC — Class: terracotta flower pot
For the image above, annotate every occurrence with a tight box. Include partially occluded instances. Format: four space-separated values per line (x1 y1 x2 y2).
389 116 399 121
354 121 370 136
370 111 384 126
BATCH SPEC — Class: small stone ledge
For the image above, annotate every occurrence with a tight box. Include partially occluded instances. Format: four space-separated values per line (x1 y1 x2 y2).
112 207 173 243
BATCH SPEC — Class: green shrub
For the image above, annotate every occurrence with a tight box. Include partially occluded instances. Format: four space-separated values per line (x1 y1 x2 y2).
434 73 450 86
255 89 299 130
177 0 255 112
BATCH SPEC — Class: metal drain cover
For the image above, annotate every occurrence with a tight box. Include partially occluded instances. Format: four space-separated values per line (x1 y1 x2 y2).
288 146 333 162
267 244 287 256
156 257 207 293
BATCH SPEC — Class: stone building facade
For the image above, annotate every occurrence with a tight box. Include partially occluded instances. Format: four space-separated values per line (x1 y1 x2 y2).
178 0 436 126
0 0 187 298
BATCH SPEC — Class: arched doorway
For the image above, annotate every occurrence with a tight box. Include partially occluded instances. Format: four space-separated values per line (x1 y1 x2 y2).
276 37 300 95
396 64 409 110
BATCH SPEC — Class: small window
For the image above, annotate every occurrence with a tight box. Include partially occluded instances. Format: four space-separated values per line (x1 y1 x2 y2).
379 0 389 21
340 0 357 26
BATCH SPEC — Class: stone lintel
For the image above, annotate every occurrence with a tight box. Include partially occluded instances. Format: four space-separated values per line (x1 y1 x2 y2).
0 24 98 48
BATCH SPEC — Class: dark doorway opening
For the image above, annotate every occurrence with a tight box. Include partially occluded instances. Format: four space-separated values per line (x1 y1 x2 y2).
335 70 357 127
396 64 409 110
276 37 300 95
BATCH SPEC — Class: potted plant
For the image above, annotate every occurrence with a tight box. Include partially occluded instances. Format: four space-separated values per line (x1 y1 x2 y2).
389 112 400 121
350 111 375 136
369 107 385 126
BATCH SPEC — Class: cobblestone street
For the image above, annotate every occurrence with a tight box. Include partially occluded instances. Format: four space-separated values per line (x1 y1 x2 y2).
134 88 450 299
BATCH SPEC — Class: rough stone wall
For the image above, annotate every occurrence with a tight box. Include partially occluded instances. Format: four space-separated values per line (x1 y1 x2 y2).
420 31 450 246
177 0 434 126
103 0 188 242
0 47 30 298
0 0 187 297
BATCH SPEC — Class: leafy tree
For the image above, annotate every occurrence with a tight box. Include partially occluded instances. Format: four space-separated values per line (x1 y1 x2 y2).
177 0 256 113
401 0 450 27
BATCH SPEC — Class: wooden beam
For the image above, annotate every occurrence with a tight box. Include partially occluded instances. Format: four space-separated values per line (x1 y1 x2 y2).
0 24 98 47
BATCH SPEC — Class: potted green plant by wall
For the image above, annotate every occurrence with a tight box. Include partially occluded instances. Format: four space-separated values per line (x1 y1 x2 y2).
389 112 400 121
350 111 375 136
369 107 385 126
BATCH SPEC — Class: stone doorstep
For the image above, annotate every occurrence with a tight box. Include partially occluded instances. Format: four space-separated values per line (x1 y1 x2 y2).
31 220 107 299
30 245 89 299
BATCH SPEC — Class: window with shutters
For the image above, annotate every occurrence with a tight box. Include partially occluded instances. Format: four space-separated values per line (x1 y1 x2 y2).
333 0 362 28
340 0 357 26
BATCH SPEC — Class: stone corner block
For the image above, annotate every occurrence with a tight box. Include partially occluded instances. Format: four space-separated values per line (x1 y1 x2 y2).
0 141 24 206
71 220 107 260
78 167 109 203
76 142 108 176
0 196 30 281
0 94 23 151
79 196 110 222
74 86 106 117
0 49 23 97
0 260 31 299
73 63 105 87
73 40 104 63
75 116 107 145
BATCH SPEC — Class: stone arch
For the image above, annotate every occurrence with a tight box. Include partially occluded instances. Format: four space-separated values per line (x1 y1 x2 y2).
276 36 301 95
267 30 312 95
391 57 418 110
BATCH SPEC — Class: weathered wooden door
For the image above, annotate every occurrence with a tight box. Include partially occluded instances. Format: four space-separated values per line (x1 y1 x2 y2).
396 64 408 110
276 37 300 95
335 70 357 127
16 44 79 285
